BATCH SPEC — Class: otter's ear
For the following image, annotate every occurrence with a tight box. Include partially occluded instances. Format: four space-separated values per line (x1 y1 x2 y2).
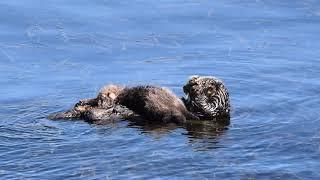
215 81 223 90
184 75 199 93
188 75 199 85
189 75 199 81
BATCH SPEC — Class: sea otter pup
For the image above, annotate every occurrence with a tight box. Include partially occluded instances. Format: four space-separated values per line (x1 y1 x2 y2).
48 85 136 122
182 75 230 120
115 86 199 124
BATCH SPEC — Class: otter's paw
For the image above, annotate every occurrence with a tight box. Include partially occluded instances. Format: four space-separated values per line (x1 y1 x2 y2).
48 109 80 120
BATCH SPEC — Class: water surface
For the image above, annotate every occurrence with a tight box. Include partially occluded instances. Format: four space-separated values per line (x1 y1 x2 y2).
1 0 320 179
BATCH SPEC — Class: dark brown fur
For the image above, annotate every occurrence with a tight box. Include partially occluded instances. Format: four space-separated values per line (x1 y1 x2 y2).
115 86 199 124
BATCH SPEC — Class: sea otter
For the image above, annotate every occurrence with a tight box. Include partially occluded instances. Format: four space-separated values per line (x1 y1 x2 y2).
48 85 136 122
48 76 230 124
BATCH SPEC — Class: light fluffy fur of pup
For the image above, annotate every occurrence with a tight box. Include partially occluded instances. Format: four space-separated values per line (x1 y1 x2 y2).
97 84 124 108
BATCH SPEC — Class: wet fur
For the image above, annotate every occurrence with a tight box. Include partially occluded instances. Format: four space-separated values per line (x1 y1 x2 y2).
97 84 124 108
115 86 199 124
183 76 230 120
49 76 230 124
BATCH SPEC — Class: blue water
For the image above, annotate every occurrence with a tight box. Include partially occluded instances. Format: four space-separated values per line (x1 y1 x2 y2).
1 0 320 179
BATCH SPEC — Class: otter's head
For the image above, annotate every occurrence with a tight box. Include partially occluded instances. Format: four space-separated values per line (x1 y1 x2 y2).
183 75 230 119
97 85 124 108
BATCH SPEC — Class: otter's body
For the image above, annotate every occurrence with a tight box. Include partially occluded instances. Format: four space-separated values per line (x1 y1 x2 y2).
49 76 230 125
115 86 199 124
48 85 135 123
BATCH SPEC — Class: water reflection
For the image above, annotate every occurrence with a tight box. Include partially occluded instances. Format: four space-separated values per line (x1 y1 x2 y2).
90 117 229 150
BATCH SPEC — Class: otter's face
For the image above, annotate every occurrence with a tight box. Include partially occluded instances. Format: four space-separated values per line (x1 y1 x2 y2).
183 76 230 118
98 85 124 108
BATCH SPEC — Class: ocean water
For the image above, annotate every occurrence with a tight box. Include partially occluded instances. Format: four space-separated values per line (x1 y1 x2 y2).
1 0 320 179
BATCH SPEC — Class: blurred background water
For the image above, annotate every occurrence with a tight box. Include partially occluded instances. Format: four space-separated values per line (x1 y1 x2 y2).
1 0 320 179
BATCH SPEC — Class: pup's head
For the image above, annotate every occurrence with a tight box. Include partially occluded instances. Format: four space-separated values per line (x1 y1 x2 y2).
98 84 124 108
